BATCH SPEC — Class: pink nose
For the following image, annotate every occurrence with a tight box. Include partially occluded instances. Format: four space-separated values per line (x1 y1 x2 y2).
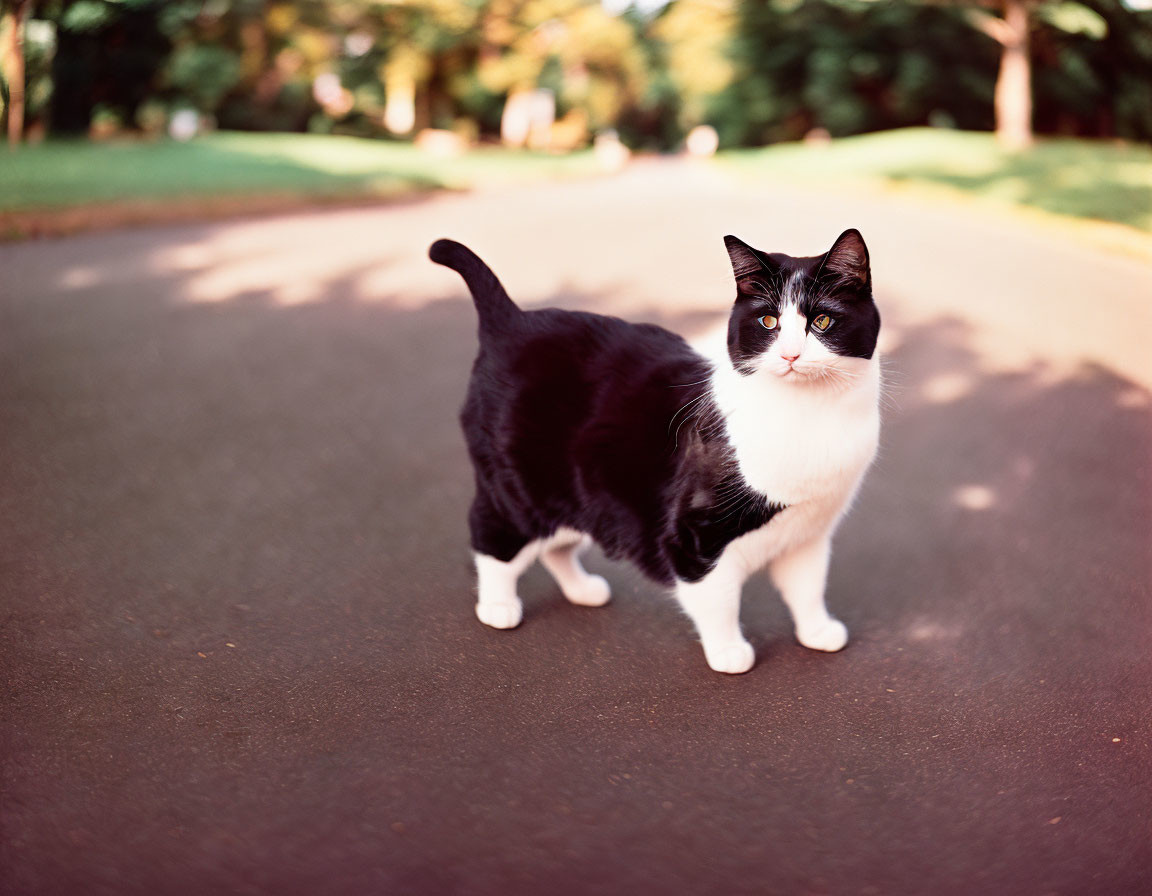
781 352 800 363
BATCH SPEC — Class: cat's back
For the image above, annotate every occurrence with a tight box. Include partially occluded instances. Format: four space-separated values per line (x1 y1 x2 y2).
480 306 694 368
465 306 704 419
461 307 709 491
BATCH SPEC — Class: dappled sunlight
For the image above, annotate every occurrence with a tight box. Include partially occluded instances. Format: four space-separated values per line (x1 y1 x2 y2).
39 158 1151 403
877 274 1152 393
906 618 965 643
58 266 102 290
211 131 443 177
147 209 433 306
839 308 1150 688
1117 388 1151 409
921 372 976 405
874 326 905 358
953 485 998 511
152 216 634 309
131 170 735 313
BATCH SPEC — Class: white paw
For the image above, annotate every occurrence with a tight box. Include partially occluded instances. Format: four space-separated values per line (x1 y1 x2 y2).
564 574 611 607
703 640 756 675
797 618 848 652
476 600 523 630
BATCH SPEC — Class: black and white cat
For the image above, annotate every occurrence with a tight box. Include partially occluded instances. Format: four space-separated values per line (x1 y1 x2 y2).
430 230 881 674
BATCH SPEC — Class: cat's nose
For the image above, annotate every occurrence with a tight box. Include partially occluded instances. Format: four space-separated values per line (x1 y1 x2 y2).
780 351 800 363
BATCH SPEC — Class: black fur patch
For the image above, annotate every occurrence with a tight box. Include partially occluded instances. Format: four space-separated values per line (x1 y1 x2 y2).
460 307 781 585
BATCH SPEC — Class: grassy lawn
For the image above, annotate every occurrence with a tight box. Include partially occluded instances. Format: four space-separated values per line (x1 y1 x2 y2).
3 128 1149 243
0 131 599 214
721 128 1152 234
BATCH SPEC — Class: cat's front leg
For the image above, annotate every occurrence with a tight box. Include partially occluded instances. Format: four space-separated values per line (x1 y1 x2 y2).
770 536 848 652
675 559 755 674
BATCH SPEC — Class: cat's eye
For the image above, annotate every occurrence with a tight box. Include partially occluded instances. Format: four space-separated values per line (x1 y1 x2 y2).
811 314 834 332
757 315 779 330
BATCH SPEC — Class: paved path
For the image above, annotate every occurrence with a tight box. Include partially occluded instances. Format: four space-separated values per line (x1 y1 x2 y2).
3 160 1150 895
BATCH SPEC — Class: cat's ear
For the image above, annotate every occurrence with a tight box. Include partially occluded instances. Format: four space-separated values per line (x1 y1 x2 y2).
724 235 768 280
822 229 870 286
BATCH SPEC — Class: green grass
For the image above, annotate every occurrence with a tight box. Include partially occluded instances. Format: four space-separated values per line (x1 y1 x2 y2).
721 128 1152 233
0 131 600 212
4 128 1149 239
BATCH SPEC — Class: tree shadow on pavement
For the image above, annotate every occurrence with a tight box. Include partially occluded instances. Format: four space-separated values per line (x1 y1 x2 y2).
3 257 1150 896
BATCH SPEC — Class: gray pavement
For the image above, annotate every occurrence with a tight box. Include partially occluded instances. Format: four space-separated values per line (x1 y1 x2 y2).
3 160 1151 895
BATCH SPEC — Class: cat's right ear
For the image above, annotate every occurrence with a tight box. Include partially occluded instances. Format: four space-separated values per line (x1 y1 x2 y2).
723 235 766 280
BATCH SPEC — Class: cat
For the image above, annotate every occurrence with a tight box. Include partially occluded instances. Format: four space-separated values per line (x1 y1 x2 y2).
429 229 881 674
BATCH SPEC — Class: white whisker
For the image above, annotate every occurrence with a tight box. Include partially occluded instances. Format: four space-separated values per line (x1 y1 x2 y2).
668 393 709 436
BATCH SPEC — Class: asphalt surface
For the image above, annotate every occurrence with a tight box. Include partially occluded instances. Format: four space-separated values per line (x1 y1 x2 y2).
3 160 1151 895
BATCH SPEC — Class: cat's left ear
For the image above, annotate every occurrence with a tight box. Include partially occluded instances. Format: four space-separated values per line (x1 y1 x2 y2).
822 229 871 288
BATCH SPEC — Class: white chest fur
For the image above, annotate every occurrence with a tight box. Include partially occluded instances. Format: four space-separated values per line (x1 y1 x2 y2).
710 354 881 569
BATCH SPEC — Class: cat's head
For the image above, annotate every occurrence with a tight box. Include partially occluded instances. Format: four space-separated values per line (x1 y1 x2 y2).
723 230 880 385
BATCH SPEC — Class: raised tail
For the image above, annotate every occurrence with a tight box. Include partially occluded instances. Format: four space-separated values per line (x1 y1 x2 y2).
429 239 520 336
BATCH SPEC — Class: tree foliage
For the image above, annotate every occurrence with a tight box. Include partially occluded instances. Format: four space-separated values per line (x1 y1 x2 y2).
713 0 1152 148
3 0 1150 147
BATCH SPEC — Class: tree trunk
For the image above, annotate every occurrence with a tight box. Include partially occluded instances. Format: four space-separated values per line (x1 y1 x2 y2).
5 0 29 147
994 0 1032 151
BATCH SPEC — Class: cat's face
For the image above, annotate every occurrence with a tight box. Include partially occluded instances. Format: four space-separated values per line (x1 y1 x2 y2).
724 230 880 385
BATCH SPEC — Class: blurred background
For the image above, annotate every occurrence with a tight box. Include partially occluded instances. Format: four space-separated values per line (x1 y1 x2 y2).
2 0 1151 237
4 0 1152 147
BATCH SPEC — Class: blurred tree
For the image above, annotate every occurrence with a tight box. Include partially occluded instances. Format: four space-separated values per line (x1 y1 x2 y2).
1030 0 1152 141
161 0 328 132
718 0 1150 148
614 4 682 150
652 0 735 135
966 0 1035 149
46 0 171 134
7 0 1148 148
721 0 998 146
166 43 243 114
940 0 1152 148
368 0 483 135
2 0 32 145
473 0 650 144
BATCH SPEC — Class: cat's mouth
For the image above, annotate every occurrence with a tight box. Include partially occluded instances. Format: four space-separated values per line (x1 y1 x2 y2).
778 361 810 379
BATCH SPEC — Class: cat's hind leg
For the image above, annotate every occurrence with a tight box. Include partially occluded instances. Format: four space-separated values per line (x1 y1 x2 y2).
474 544 539 629
540 528 611 607
675 555 755 674
469 496 536 630
770 536 848 652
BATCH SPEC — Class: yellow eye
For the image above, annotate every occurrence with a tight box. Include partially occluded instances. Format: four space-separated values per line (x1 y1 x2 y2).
812 314 833 332
758 315 779 330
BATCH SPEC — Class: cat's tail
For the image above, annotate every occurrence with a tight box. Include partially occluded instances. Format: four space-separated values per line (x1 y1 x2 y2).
429 239 520 336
